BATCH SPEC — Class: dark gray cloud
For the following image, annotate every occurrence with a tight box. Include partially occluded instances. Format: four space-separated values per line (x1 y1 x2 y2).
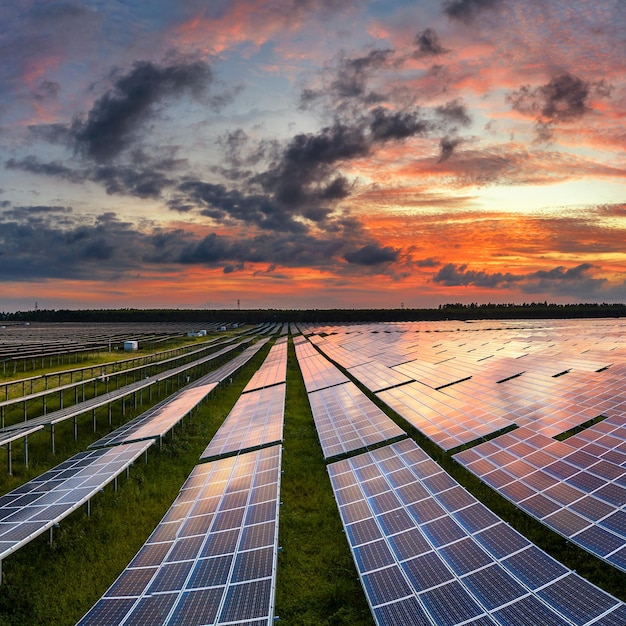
414 28 448 57
344 243 399 265
432 261 619 299
369 107 429 141
442 0 502 23
6 153 183 200
507 74 613 125
437 136 463 163
72 59 212 162
329 48 394 99
174 181 308 232
435 99 472 127
0 204 399 281
6 156 84 183
433 263 519 287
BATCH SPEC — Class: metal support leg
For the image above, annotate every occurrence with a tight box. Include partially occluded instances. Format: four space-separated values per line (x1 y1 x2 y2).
24 435 29 468
7 442 11 476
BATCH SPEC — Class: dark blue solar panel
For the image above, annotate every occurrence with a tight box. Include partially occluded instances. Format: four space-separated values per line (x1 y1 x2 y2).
607 547 626 570
124 592 178 623
462 564 527 610
77 598 139 626
362 565 413 605
387 527 431 560
218 579 272 622
452 503 500 533
166 588 222 626
502 546 567 589
600 509 626 535
188 555 233 588
373 596 432 626
434 485 476 512
420 515 466 547
569 495 614 521
475 522 531 559
354 539 395 572
439 537 493 575
377 507 414 534
519 493 561 519
231 546 273 582
419 580 484 626
406 498 446 524
346 518 383 546
400 551 454 591
147 561 194 593
104 568 157 598
573 525 623 557
493 595 571 626
594 604 626 626
539 573 621 625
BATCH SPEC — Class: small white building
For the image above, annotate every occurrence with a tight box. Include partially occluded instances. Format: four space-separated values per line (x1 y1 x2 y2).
123 340 139 351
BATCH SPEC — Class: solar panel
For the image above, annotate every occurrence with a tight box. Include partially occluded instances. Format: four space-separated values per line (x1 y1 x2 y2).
307 382 406 458
242 341 288 394
200 384 285 460
77 445 282 626
294 341 349 392
454 425 626 572
327 439 625 626
90 382 217 448
0 440 153 565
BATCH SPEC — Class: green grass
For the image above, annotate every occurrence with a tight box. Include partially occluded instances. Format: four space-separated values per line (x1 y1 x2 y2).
274 342 373 625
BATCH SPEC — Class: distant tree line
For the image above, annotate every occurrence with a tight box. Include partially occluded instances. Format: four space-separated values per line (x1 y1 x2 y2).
2 302 626 324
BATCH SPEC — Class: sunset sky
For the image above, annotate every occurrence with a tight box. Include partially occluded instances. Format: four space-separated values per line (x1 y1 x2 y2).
1 0 624 311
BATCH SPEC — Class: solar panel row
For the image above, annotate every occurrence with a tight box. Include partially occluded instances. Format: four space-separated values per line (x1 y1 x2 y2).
308 382 406 459
454 423 626 571
328 438 626 626
0 440 153 567
200 384 285 460
77 446 282 626
242 341 288 394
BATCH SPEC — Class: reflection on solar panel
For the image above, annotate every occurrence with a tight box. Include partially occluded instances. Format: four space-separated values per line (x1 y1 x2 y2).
377 383 510 450
90 382 218 449
242 341 288 394
295 341 349 393
200 384 285 460
348 361 413 392
306 319 626 447
327 438 625 626
308 382 406 458
454 425 626 572
77 446 282 626
0 440 153 566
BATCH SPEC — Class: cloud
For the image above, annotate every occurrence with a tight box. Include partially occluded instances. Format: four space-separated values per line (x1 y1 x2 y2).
72 59 212 162
413 28 448 58
442 0 502 23
435 99 472 128
433 263 520 287
437 136 463 163
344 243 399 265
507 74 614 141
330 48 395 100
432 261 622 300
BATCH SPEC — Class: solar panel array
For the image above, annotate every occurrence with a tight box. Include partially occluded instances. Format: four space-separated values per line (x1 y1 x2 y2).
308 382 406 459
200 384 285 460
77 445 282 626
304 320 626 450
0 440 153 563
328 438 626 626
242 340 287 394
454 422 626 571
